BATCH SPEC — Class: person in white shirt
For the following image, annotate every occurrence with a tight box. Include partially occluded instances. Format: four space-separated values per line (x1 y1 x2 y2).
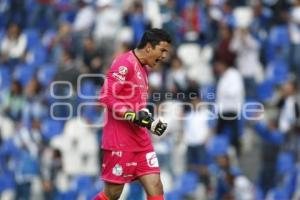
72 0 95 33
230 28 263 98
1 23 27 65
93 0 122 63
72 0 95 54
214 59 245 156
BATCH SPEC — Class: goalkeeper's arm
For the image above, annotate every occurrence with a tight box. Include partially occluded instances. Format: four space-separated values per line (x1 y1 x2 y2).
124 109 167 136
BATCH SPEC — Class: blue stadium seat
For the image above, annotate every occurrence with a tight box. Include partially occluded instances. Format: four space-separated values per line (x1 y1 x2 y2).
206 135 229 158
41 118 64 141
276 152 294 175
86 189 99 200
79 80 97 101
82 178 104 200
1 139 19 157
73 176 94 195
25 0 38 14
255 185 264 200
0 66 11 90
126 182 144 200
0 172 15 192
81 105 99 123
0 28 5 41
269 187 289 200
24 28 41 49
57 190 77 200
266 58 289 85
256 79 274 102
28 46 47 67
165 189 183 200
37 64 57 87
176 172 198 196
269 25 289 48
13 64 36 87
200 84 216 102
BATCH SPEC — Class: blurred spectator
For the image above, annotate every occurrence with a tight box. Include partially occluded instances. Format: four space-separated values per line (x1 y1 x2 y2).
155 100 184 178
289 0 300 76
166 55 188 93
22 77 47 128
14 120 43 200
161 0 181 46
40 148 63 200
214 155 236 200
230 27 264 98
72 0 95 55
144 0 162 29
180 1 201 42
125 1 148 46
0 80 25 122
221 2 235 28
51 112 99 177
29 0 58 31
250 0 272 43
233 175 255 200
0 23 27 67
213 23 236 67
72 0 94 33
267 0 290 25
177 41 214 86
93 0 122 63
183 96 212 191
0 114 15 140
250 108 284 197
148 64 165 101
277 80 299 134
5 0 27 26
0 137 17 200
54 49 80 86
82 37 103 75
48 22 72 65
214 59 245 156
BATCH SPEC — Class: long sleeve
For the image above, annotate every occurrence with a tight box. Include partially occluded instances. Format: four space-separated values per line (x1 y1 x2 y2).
99 60 134 117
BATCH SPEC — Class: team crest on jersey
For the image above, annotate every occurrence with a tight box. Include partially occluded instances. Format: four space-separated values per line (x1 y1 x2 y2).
112 164 123 176
119 66 128 75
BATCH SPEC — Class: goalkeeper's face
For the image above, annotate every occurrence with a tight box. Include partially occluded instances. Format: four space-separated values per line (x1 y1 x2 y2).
146 41 170 68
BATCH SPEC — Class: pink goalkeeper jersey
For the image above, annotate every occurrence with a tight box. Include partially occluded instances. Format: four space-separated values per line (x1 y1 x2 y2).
99 51 153 152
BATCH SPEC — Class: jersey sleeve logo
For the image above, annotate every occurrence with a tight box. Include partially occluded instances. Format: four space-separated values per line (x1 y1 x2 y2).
119 66 128 75
112 66 128 82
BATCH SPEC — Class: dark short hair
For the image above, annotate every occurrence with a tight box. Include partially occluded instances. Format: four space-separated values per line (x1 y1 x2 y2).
137 28 171 49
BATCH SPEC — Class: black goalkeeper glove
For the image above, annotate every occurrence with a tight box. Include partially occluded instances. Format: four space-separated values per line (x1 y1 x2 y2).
124 108 153 128
124 109 168 136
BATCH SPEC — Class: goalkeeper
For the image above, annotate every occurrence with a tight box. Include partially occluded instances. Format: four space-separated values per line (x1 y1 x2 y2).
94 29 171 200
